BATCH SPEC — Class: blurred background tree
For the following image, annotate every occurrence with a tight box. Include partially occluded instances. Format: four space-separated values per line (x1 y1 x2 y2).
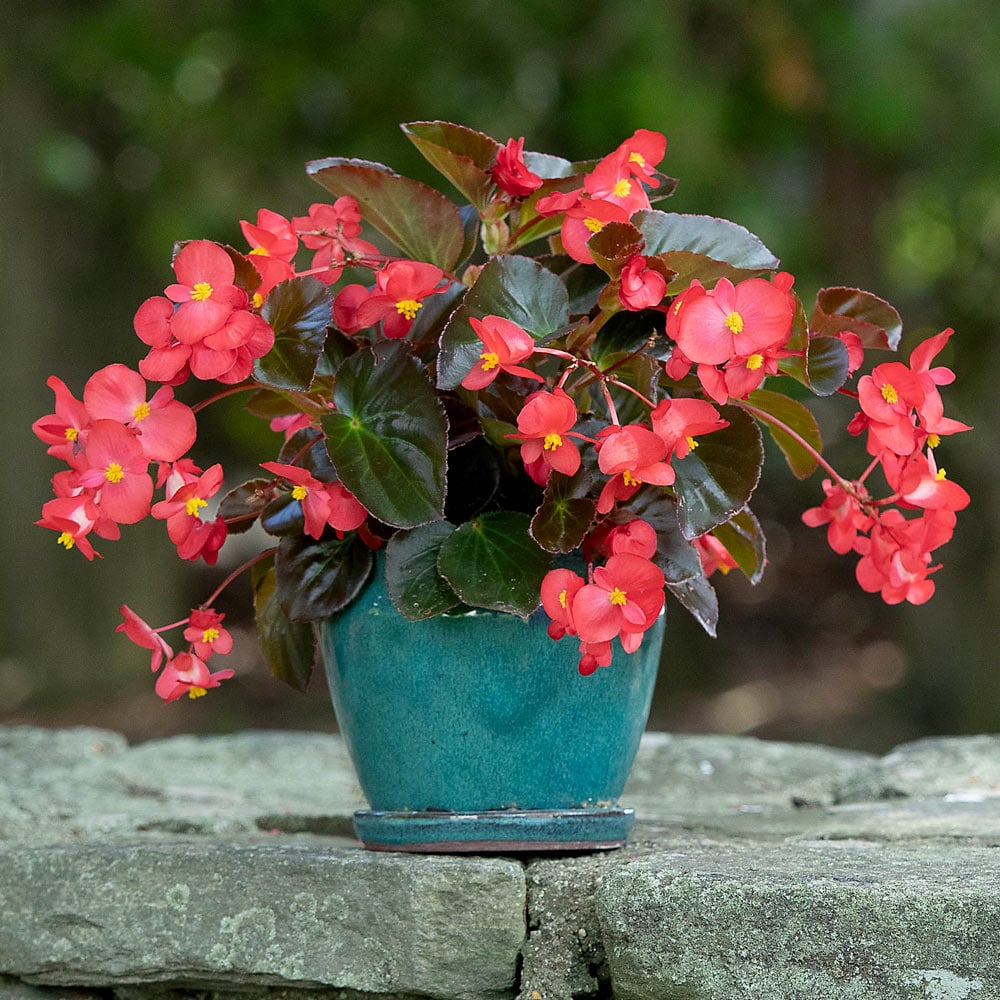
3 0 996 750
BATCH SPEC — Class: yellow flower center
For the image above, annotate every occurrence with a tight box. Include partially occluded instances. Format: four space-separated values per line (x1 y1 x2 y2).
746 353 764 371
191 281 214 301
935 467 948 481
65 427 79 441
132 401 150 422
622 469 641 487
629 151 646 167
291 485 308 501
583 217 604 234
724 311 744 335
881 383 899 404
249 246 269 256
613 178 632 198
686 436 699 451
927 433 941 448
202 627 220 644
252 292 265 309
608 586 628 606
57 532 75 550
187 686 207 699
480 351 500 371
395 298 422 320
186 496 207 518
558 588 568 609
104 462 124 484
543 433 563 451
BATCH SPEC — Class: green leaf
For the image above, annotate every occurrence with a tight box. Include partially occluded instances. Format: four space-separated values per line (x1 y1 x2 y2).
255 277 333 391
323 340 448 528
306 157 466 271
385 521 461 620
745 388 822 480
711 508 767 585
437 254 570 388
809 287 902 351
437 511 550 616
672 406 763 538
531 469 598 553
625 488 719 636
217 478 271 535
633 211 780 271
276 532 374 622
805 334 850 396
252 555 316 691
665 574 718 639
401 120 500 210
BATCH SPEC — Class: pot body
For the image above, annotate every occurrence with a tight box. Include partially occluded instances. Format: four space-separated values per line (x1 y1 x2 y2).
319 562 664 819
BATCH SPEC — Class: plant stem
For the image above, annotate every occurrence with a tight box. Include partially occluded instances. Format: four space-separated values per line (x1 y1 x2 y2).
201 547 277 609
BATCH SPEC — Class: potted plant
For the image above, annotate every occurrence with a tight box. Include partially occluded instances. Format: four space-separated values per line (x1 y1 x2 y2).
33 122 971 851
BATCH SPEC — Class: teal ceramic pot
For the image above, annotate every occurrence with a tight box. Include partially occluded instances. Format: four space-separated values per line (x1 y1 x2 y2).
319 559 665 852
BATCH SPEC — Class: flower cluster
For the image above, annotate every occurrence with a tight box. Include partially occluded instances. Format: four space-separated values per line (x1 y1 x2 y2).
34 121 972 695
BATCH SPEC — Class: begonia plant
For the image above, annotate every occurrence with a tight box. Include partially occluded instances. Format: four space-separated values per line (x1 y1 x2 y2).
33 121 972 699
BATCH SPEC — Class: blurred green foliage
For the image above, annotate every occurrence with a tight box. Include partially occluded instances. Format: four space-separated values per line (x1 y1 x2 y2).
3 0 997 749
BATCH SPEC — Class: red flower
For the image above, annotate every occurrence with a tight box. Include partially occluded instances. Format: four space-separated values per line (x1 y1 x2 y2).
492 138 543 198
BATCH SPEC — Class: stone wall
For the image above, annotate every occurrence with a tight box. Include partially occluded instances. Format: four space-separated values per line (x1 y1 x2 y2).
1 727 997 1000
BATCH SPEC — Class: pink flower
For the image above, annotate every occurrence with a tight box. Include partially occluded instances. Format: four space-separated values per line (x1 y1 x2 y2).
510 388 582 485
83 364 196 463
117 605 173 673
595 423 674 514
334 260 445 338
571 553 665 649
293 198 381 283
650 397 729 462
151 463 227 563
461 315 543 390
802 479 875 555
164 240 246 343
261 462 368 539
155 651 234 703
693 533 739 577
618 255 667 311
183 608 234 660
76 420 154 525
32 375 91 462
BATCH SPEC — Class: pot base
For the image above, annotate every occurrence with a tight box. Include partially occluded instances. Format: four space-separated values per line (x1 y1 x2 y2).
353 806 635 853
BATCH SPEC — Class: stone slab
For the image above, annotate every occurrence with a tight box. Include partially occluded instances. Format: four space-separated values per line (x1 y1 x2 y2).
596 840 1000 1000
0 840 525 1000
